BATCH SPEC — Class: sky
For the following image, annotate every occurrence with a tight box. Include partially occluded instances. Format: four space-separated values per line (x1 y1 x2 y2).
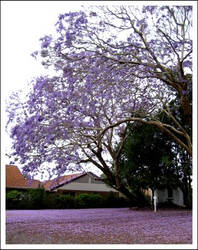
1 1 88 179
1 2 84 143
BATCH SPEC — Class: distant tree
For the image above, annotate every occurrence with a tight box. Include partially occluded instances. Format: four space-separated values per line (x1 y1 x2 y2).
172 143 192 208
115 97 192 207
117 123 180 203
7 6 192 194
158 89 192 208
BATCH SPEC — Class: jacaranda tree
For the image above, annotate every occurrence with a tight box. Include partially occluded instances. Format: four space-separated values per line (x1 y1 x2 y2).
7 6 192 196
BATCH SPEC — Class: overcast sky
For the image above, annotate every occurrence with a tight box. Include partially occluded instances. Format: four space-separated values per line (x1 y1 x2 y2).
1 1 111 179
1 1 85 100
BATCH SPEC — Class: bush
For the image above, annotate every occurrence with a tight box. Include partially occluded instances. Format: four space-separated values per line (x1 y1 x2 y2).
89 193 103 208
24 188 45 209
6 190 23 209
42 192 59 209
103 192 129 208
6 189 129 209
74 193 103 208
6 188 45 209
56 194 75 209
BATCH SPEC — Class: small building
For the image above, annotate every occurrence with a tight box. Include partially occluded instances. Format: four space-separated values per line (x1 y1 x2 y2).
6 165 41 190
43 172 119 197
145 187 185 207
155 188 184 207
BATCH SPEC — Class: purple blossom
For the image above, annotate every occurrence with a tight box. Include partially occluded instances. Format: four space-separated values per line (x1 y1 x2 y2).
142 6 157 14
58 14 65 20
31 50 38 59
136 18 146 27
75 14 87 26
183 60 192 68
89 11 97 17
172 42 179 49
40 35 52 49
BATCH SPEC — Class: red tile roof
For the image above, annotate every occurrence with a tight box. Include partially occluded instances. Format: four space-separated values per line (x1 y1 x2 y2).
43 172 85 191
6 165 41 189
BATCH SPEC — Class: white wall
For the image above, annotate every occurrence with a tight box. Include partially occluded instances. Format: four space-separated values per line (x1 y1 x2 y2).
156 189 168 203
156 188 184 207
56 175 118 193
172 188 184 207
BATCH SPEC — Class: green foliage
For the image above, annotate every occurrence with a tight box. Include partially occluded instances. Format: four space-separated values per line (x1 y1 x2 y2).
56 194 75 209
103 192 129 208
25 188 45 209
6 190 129 209
6 190 22 201
6 190 23 209
118 122 180 203
42 193 59 209
158 96 192 208
6 188 45 209
74 193 103 208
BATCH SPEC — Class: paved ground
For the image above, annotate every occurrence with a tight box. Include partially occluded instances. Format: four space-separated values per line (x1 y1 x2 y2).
6 207 192 244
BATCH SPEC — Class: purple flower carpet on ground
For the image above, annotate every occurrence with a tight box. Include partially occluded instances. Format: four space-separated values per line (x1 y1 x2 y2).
6 208 192 244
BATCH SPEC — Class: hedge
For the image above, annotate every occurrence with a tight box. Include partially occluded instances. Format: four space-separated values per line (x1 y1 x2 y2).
6 189 130 210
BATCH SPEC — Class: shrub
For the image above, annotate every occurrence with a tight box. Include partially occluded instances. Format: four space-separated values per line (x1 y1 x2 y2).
74 193 103 208
89 193 103 208
6 188 45 209
25 188 45 209
6 190 23 209
42 192 59 209
6 189 130 209
103 192 129 208
56 194 75 209
75 193 90 208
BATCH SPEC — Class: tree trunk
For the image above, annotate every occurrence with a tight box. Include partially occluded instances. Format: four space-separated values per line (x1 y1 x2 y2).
180 94 192 130
181 181 192 209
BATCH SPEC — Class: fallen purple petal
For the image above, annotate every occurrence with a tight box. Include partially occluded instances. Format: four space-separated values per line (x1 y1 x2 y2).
6 208 192 244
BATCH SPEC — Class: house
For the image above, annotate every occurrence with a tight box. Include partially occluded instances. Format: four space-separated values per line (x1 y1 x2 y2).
6 165 184 207
43 171 119 197
6 165 42 190
145 187 185 207
155 188 184 207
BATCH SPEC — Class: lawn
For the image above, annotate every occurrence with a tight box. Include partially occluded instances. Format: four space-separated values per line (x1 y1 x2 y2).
6 208 192 244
